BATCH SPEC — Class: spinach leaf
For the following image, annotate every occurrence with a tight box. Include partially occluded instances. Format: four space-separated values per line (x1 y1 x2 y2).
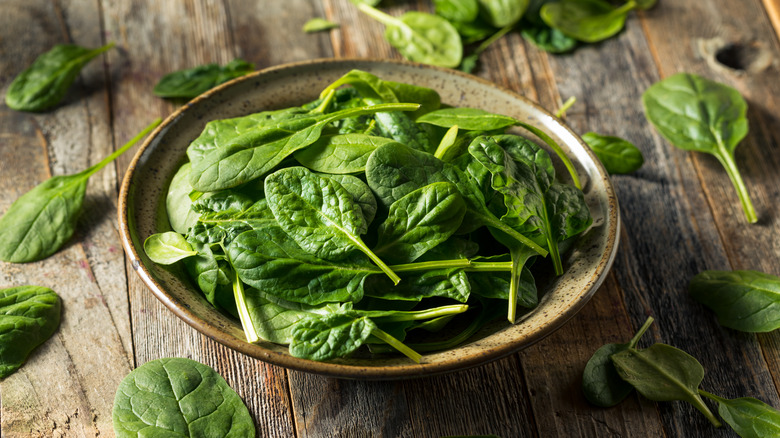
153 59 255 100
459 24 513 74
521 25 578 54
0 120 160 263
365 142 548 257
0 286 61 378
303 18 340 33
540 0 636 43
582 132 644 174
699 391 780 438
477 0 528 28
689 270 780 333
356 4 463 68
364 267 471 303
322 174 378 226
5 42 115 112
374 182 467 264
190 102 419 191
183 240 234 309
112 357 255 438
293 133 401 174
582 316 654 407
434 0 480 23
417 107 582 188
265 167 401 284
166 163 201 234
144 232 198 265
643 73 756 223
611 343 721 427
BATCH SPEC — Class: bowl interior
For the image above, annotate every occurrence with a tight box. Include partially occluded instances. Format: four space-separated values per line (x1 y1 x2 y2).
119 59 619 379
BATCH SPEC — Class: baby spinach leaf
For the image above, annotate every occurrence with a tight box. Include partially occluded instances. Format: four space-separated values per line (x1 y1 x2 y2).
477 0 528 28
0 286 61 378
434 0 480 23
540 0 636 43
689 270 780 333
366 142 548 257
265 167 401 284
144 232 198 265
303 18 340 33
290 312 377 360
183 240 234 308
293 133 401 174
699 391 780 438
5 42 115 112
521 25 578 53
112 357 255 438
582 132 644 174
322 174 378 226
364 267 471 303
153 59 255 99
0 120 160 263
356 4 463 68
643 73 756 223
190 102 419 191
611 343 721 427
165 163 201 234
228 227 375 305
374 182 467 264
582 316 654 407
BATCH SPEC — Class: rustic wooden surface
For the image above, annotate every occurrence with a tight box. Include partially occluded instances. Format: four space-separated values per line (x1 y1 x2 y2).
1 0 778 436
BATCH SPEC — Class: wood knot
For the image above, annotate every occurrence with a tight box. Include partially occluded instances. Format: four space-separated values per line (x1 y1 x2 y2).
696 37 774 74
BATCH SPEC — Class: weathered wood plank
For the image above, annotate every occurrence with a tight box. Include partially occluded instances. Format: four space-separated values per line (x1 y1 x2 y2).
0 0 134 435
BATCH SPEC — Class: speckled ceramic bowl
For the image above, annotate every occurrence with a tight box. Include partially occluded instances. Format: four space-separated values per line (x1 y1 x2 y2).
118 59 619 379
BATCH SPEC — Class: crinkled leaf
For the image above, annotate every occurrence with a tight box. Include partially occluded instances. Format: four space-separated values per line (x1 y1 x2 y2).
290 312 376 360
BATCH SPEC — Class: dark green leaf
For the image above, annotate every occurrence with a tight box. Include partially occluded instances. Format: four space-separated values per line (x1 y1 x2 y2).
303 18 340 33
434 0 480 23
290 312 376 360
0 120 159 263
293 133 401 174
477 0 528 27
582 132 644 174
5 43 114 112
0 286 61 378
521 25 577 53
111 357 255 437
643 73 756 223
689 270 780 333
540 0 635 43
153 59 255 99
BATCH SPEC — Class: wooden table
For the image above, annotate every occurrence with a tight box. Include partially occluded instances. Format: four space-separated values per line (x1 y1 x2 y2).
1 1 779 436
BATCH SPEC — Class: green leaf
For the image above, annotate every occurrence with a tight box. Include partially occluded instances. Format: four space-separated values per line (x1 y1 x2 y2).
611 343 721 426
643 73 756 223
364 267 472 303
0 286 61 378
111 357 255 437
143 232 198 265
540 0 636 43
700 391 780 438
0 120 160 263
5 43 115 112
689 270 780 333
303 18 340 33
357 5 463 68
434 0 480 23
290 312 377 360
582 132 644 174
294 133 401 174
165 163 201 234
477 0 529 27
582 316 654 407
153 59 255 99
265 166 400 283
375 182 467 264
521 25 578 53
322 174 378 226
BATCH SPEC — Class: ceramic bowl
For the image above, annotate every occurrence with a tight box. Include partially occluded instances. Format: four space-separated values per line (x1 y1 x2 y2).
118 59 619 379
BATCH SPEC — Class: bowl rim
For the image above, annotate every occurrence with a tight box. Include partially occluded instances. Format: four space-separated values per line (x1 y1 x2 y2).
118 57 620 380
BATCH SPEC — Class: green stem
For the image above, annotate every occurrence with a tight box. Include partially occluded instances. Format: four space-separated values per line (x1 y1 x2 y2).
232 271 259 343
546 234 563 276
390 258 471 272
433 125 459 160
356 3 406 29
371 327 422 363
555 96 577 119
472 24 513 57
715 150 757 223
357 241 401 285
515 121 582 189
507 248 526 323
480 212 549 257
83 119 162 178
465 261 513 272
368 304 468 323
628 316 655 348
312 89 336 114
615 0 639 15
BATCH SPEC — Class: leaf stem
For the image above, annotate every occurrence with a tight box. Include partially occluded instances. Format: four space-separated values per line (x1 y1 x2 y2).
390 258 471 272
515 121 582 189
232 271 259 343
628 316 655 348
371 327 422 363
555 96 577 119
357 3 405 29
369 304 468 322
715 150 757 223
359 243 402 285
312 89 336 114
465 261 513 272
83 119 162 178
433 125 459 160
480 213 549 257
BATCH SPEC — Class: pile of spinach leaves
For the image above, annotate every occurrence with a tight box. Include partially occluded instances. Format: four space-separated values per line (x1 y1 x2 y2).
144 69 592 362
